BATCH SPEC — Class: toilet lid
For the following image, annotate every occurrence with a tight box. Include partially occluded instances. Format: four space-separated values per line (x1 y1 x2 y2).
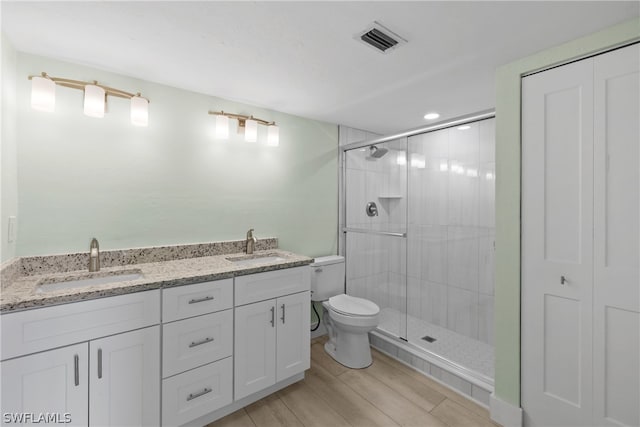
328 294 380 316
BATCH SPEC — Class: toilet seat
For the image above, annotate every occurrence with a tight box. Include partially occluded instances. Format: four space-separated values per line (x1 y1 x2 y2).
328 294 379 317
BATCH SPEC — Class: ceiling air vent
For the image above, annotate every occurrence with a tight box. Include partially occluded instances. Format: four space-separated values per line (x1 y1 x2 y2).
357 21 407 54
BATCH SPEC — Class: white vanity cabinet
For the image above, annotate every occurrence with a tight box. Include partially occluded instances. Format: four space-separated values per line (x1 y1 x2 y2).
0 264 311 427
234 267 310 400
0 290 161 427
89 327 160 426
1 343 89 426
161 279 234 427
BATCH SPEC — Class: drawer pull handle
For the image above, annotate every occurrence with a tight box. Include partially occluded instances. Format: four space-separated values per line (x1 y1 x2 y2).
189 296 214 304
270 306 275 327
189 337 214 348
281 304 286 324
74 354 79 386
98 349 103 379
187 388 212 401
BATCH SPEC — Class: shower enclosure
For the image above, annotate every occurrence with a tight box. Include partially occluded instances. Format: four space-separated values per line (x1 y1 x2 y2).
342 112 495 394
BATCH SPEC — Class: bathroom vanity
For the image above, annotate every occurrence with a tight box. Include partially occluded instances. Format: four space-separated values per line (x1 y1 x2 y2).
0 240 312 427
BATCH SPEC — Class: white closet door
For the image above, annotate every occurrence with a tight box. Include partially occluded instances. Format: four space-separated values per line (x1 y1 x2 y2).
522 58 594 426
593 43 640 427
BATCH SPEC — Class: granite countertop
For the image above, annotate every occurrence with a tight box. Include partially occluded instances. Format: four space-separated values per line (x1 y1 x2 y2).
1 248 313 313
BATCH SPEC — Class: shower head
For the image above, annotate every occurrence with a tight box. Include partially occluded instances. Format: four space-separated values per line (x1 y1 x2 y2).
369 145 389 159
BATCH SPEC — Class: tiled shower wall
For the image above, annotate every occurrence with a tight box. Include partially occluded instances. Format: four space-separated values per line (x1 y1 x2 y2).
343 119 495 346
406 119 495 345
344 138 408 337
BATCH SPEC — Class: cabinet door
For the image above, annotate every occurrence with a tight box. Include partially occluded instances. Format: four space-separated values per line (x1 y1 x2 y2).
1 343 88 427
592 43 640 427
89 326 160 427
522 57 594 426
234 299 276 400
276 291 310 382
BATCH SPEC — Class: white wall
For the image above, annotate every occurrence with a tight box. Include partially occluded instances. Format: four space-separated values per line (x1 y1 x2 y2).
12 52 339 257
1 34 18 262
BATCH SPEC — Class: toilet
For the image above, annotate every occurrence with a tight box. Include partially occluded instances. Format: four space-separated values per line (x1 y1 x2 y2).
310 255 379 369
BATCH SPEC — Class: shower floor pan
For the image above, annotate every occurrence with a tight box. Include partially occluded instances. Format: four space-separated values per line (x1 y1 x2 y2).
370 308 494 406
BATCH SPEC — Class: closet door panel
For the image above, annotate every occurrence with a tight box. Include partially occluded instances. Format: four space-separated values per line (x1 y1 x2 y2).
593 43 640 427
521 58 594 426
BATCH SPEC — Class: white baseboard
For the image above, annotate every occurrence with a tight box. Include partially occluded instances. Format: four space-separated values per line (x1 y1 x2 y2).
490 393 523 427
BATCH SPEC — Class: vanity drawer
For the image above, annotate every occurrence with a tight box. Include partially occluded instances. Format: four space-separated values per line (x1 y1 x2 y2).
162 310 233 378
162 357 232 427
162 279 233 322
1 290 160 361
235 267 310 306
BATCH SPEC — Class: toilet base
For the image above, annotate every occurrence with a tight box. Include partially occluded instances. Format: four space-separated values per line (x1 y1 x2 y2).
324 330 373 369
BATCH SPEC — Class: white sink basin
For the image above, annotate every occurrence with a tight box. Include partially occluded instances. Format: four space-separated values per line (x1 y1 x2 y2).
37 270 144 293
226 255 286 267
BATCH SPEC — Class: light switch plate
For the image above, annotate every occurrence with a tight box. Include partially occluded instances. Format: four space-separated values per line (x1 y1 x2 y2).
8 216 16 243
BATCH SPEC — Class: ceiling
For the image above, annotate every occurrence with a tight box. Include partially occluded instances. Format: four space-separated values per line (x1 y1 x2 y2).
2 1 638 135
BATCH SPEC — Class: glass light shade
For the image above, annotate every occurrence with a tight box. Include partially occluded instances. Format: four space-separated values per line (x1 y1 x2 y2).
31 76 56 112
244 119 258 142
267 125 279 146
83 84 105 118
215 115 229 139
130 96 148 127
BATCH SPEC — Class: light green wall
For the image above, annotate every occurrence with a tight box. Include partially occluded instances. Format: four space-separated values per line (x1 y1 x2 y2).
494 18 640 406
13 53 338 258
1 33 18 262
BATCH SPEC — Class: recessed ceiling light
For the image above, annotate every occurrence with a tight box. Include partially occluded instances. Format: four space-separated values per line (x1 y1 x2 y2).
423 112 440 120
457 125 471 130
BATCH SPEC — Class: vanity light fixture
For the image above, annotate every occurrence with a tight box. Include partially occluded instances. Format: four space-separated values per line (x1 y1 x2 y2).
83 83 106 118
245 118 258 142
208 110 279 146
215 114 230 139
30 75 56 112
28 72 149 126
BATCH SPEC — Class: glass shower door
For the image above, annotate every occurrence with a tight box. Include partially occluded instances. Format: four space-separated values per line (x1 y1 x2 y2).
343 137 408 340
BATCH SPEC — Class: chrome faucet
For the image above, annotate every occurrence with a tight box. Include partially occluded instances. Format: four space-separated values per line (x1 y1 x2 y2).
245 229 257 255
89 238 100 272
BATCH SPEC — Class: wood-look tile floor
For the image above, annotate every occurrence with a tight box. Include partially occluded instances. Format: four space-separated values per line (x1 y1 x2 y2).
207 337 501 427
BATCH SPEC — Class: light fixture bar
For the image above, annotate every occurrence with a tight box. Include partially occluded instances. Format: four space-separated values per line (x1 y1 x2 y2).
208 110 275 127
29 72 149 126
28 72 148 102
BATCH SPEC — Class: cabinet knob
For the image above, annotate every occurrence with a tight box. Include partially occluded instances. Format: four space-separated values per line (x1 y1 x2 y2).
561 275 567 285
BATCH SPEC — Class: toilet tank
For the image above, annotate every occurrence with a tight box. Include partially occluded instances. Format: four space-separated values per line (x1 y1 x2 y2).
309 255 345 302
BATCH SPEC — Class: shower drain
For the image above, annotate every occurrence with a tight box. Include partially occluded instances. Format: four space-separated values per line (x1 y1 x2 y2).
421 335 437 343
